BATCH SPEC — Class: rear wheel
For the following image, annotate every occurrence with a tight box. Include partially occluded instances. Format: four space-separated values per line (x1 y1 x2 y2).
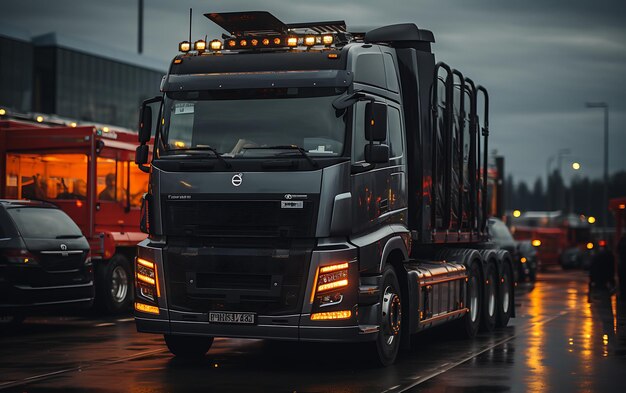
496 262 513 327
165 335 214 358
96 254 133 313
460 261 482 337
481 263 498 332
373 264 402 366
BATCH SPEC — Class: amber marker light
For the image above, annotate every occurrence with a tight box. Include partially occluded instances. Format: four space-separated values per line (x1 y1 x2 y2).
513 209 521 218
251 39 259 46
240 39 247 47
287 37 298 47
304 36 316 46
137 258 154 269
587 216 596 224
135 302 159 315
521 257 527 263
532 239 541 247
179 41 191 52
273 37 281 45
262 38 270 46
228 40 236 48
194 40 207 52
320 262 349 273
586 242 594 250
310 310 352 320
619 204 626 210
328 53 339 59
173 59 182 64
137 272 155 285
318 279 348 292
322 35 334 45
209 40 223 51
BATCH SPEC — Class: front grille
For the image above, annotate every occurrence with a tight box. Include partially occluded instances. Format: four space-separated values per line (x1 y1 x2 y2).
164 199 317 238
165 239 314 315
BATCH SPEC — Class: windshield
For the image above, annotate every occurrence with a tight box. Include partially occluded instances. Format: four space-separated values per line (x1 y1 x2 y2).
7 207 83 239
160 88 347 158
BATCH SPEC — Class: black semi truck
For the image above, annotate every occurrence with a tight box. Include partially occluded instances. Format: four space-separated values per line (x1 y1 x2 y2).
133 11 514 366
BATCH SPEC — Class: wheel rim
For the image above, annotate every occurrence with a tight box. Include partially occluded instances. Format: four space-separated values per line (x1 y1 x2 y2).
469 275 479 322
488 272 496 317
110 265 128 304
381 285 402 346
502 272 510 314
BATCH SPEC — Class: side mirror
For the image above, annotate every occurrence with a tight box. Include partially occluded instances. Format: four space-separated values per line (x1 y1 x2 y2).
135 145 149 165
365 144 389 164
138 96 163 144
365 102 387 142
138 105 152 144
135 145 150 173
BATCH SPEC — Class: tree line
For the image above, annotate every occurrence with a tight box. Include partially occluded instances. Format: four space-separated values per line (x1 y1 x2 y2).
504 170 626 223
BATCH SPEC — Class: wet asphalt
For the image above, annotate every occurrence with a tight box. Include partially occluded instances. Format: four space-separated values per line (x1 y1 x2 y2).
1 270 625 393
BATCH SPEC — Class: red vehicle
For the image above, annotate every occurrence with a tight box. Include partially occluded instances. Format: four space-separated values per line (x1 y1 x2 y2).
511 211 592 270
0 112 148 312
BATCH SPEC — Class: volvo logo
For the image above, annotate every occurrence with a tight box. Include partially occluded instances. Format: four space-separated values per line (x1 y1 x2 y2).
231 173 243 187
60 244 67 251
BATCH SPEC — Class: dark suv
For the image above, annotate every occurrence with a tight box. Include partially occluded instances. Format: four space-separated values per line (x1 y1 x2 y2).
0 200 94 322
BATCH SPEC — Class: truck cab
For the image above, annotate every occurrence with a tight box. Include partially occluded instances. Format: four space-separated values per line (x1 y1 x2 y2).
134 11 513 365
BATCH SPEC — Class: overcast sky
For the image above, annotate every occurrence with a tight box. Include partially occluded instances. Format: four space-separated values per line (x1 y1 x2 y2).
1 0 625 185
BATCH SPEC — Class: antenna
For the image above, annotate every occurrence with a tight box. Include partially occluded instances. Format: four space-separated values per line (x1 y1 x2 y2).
188 8 192 43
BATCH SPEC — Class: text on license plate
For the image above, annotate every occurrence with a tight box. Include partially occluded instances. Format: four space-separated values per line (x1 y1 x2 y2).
208 312 255 324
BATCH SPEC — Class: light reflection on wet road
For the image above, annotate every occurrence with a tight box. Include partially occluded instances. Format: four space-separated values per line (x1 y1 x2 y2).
1 270 625 392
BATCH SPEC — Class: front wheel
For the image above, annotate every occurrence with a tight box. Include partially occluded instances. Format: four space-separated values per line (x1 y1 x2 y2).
96 254 133 313
373 264 403 366
164 335 214 358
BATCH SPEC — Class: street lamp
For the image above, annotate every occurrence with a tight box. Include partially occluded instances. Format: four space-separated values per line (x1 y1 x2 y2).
585 102 609 229
572 162 581 171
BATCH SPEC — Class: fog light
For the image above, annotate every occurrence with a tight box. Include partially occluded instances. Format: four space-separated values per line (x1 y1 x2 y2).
310 310 351 320
135 302 159 315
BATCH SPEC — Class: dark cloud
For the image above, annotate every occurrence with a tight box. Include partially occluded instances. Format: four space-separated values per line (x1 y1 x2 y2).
1 0 624 184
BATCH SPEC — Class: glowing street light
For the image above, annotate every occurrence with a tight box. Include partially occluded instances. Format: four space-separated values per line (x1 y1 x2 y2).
513 210 521 218
572 162 581 170
588 216 596 224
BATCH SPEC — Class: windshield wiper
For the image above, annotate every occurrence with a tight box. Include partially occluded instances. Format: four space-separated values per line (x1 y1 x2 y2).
166 146 232 168
244 145 319 168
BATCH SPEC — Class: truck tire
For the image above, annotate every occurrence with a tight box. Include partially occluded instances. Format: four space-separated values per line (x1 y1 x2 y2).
480 262 498 332
96 254 133 314
164 335 214 358
373 264 403 366
496 261 513 328
460 260 482 337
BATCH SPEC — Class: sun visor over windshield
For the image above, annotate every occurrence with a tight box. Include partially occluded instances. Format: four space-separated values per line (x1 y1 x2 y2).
161 70 353 92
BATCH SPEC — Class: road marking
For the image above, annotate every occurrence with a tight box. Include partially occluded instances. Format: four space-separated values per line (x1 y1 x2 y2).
397 311 568 392
117 318 135 322
93 322 115 327
0 348 167 390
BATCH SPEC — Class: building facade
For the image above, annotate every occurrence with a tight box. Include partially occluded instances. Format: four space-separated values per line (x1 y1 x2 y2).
0 29 166 130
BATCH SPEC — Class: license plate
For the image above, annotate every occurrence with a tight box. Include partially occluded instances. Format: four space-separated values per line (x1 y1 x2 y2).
208 311 256 325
